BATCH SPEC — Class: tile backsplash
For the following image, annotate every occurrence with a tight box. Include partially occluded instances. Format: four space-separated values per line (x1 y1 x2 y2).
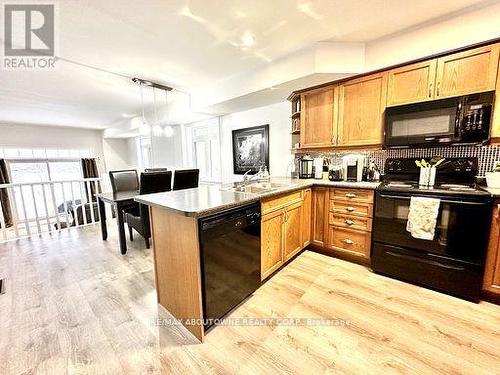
295 145 500 176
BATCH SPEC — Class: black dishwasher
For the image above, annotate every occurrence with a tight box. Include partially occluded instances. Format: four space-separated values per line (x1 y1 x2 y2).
199 203 261 330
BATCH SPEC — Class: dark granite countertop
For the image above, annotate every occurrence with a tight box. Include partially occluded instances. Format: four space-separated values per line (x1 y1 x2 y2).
135 178 380 218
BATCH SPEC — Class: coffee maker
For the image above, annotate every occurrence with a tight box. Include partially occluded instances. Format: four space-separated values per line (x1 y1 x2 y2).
298 156 314 179
342 154 364 182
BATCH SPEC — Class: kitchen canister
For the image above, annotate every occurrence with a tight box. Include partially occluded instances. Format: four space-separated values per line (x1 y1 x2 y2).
419 167 436 187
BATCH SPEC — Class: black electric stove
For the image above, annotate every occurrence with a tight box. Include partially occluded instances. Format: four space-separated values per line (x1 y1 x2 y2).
372 157 493 301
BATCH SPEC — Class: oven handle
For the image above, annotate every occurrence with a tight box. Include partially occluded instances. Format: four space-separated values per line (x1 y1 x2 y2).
378 194 488 206
386 251 466 271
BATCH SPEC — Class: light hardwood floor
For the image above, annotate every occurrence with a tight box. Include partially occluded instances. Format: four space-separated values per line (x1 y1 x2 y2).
0 224 499 374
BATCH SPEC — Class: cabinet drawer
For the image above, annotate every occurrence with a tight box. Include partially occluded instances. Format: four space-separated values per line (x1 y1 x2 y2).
262 190 302 214
329 200 373 217
330 188 374 203
329 226 371 258
329 213 372 231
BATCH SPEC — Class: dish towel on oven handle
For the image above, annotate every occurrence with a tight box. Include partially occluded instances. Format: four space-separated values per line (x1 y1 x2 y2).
406 196 440 240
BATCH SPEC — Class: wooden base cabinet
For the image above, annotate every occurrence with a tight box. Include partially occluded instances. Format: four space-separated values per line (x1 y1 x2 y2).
311 187 329 247
483 201 500 298
327 188 374 261
261 209 285 280
261 190 309 281
301 188 312 248
283 201 303 262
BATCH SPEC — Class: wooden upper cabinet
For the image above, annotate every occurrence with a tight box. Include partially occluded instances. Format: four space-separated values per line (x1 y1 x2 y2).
300 87 337 148
435 44 500 98
261 209 284 280
483 201 500 297
387 60 437 106
491 48 500 140
337 73 388 147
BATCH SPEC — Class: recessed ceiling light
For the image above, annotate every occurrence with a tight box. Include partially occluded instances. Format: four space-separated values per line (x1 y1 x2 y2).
241 32 255 47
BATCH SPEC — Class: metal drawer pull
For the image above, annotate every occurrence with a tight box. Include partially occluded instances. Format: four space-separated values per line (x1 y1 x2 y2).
346 207 355 212
344 239 354 245
345 219 354 225
345 193 357 198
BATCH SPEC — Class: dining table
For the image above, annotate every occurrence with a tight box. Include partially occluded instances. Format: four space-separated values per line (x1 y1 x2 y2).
96 190 139 255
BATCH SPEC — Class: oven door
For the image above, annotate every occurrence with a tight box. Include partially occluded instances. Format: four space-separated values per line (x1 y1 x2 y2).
373 192 492 266
385 97 460 148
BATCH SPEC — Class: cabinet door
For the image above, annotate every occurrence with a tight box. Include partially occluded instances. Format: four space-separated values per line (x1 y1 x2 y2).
300 87 336 148
301 188 312 248
284 201 303 261
483 202 500 296
311 187 329 247
435 44 500 98
491 48 500 140
387 60 437 106
261 209 284 280
338 73 387 147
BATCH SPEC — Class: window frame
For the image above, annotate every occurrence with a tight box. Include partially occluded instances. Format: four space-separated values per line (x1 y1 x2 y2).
6 157 84 183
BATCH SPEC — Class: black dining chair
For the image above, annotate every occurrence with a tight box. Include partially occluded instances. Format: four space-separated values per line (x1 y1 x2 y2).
108 169 140 214
172 169 199 191
109 169 139 193
145 168 168 172
124 171 172 249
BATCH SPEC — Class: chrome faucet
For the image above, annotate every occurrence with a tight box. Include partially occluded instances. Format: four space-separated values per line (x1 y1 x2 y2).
243 169 253 182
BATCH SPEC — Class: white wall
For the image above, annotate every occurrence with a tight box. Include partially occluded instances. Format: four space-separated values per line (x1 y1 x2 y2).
0 122 148 182
102 138 133 171
220 101 292 183
151 126 184 169
126 138 139 168
365 2 500 70
0 122 102 151
0 122 107 170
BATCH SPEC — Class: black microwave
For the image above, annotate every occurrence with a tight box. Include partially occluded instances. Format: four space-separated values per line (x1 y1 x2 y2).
384 91 494 148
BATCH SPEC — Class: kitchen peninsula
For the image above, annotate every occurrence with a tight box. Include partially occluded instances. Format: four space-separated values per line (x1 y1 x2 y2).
136 178 379 341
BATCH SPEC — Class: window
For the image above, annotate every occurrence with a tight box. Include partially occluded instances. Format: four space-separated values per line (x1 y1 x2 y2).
1 147 92 222
137 137 152 171
8 160 82 183
49 161 82 181
9 162 49 183
188 119 221 182
8 160 84 221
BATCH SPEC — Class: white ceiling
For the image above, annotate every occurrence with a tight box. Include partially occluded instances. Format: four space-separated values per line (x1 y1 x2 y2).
0 0 495 133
